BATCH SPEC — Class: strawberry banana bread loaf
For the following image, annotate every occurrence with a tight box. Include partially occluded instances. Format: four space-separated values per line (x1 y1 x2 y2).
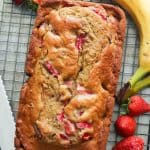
15 0 126 149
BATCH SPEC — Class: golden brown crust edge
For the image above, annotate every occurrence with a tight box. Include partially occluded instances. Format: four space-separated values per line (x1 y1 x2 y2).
26 1 126 77
15 0 126 150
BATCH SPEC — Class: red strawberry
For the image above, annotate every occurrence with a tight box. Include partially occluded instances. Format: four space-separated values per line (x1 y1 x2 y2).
128 95 150 116
13 0 25 5
79 110 84 116
76 122 92 129
75 109 84 117
112 136 144 150
92 7 107 20
115 115 136 137
44 61 59 77
57 112 76 136
64 120 75 135
56 112 65 122
82 133 91 141
75 34 86 51
59 133 68 140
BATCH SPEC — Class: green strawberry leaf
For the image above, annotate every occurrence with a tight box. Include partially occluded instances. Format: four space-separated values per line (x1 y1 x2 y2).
25 0 38 11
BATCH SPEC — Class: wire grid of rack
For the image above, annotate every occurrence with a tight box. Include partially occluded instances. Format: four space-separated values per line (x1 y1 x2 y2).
0 0 149 149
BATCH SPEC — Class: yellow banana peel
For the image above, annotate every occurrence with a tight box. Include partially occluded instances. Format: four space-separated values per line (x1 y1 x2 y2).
114 0 150 103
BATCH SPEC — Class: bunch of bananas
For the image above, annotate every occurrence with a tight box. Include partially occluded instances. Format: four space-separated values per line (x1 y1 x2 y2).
114 0 150 104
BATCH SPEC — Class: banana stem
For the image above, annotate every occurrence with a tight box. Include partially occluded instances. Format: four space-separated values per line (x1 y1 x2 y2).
129 67 149 86
117 75 150 104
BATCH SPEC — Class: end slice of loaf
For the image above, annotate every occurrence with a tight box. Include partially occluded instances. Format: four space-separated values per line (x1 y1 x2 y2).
15 0 126 149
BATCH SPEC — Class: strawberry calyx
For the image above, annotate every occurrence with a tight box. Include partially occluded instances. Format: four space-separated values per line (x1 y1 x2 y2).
13 0 38 11
120 102 129 114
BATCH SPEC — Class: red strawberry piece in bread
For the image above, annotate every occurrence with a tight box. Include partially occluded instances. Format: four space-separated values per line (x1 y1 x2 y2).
44 61 59 77
59 133 68 140
57 112 65 122
82 133 91 141
128 95 150 116
115 115 136 137
112 136 144 150
76 122 92 141
75 34 86 51
57 112 76 136
92 6 107 20
64 120 76 135
76 122 92 129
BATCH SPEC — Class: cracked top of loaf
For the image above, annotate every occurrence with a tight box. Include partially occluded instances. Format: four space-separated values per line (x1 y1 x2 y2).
15 0 126 149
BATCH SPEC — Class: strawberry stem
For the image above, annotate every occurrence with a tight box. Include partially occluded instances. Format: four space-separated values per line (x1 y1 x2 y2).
121 103 128 108
121 103 129 114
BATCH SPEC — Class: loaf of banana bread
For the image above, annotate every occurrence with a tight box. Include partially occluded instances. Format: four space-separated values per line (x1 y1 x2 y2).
15 0 126 149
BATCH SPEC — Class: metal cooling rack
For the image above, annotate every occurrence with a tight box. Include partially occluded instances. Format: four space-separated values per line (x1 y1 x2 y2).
0 0 149 149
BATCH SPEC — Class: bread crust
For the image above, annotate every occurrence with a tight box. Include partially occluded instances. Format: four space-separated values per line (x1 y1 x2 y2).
15 0 126 149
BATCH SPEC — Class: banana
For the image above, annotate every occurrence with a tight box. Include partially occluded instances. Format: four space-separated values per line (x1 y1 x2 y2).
114 0 150 103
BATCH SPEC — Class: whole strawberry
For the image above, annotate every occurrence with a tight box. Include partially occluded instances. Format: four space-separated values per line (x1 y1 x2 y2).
128 95 150 116
112 136 144 150
115 115 136 137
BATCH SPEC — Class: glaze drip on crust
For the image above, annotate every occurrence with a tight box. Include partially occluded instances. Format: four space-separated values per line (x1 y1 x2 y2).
15 0 126 149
